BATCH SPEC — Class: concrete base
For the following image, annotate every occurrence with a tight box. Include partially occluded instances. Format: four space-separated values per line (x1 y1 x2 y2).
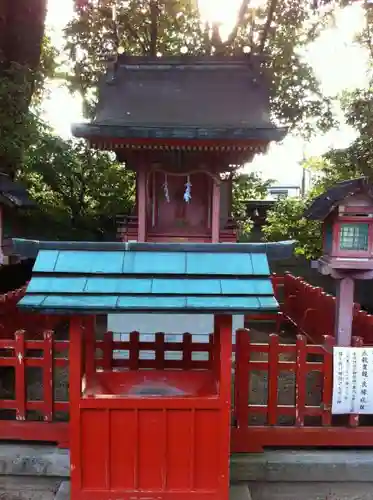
55 482 70 500
54 482 252 500
1 446 373 500
249 482 373 500
1 446 373 481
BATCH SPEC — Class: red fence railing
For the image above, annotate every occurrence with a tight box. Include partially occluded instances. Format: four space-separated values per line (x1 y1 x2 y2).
0 326 371 451
231 329 373 452
0 276 372 451
95 331 214 371
0 328 69 446
274 273 373 344
0 285 65 336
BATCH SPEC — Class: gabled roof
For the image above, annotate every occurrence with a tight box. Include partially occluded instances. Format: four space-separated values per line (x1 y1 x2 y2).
0 174 35 209
304 178 373 221
15 240 287 314
72 55 286 144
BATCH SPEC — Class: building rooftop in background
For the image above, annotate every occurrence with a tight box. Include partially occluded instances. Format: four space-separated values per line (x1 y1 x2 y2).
0 174 35 209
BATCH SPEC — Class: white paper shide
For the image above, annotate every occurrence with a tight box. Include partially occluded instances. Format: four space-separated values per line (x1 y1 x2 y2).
332 347 373 414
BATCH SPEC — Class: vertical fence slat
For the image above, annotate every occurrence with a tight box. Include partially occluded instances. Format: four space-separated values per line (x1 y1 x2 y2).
183 333 192 370
208 333 214 371
295 334 307 426
321 335 334 426
42 330 54 422
15 330 26 421
155 333 165 369
267 334 279 426
234 329 250 430
103 331 113 371
129 331 139 370
84 317 96 381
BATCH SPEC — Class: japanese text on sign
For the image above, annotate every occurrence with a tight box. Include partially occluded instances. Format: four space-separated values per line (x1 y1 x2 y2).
332 347 373 414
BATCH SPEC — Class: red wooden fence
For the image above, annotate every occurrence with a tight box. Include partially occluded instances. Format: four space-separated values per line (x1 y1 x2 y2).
275 273 373 344
231 330 373 452
0 277 372 451
95 331 214 371
0 329 69 446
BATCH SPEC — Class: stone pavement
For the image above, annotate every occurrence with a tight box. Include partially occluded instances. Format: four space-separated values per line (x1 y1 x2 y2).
52 482 252 500
1 445 373 500
0 477 60 500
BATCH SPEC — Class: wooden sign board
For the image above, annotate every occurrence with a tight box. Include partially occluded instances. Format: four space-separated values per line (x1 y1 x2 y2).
332 347 373 414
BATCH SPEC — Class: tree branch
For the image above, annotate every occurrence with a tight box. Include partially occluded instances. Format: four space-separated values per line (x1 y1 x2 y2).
225 0 250 47
209 0 251 53
259 0 279 53
122 16 148 54
149 0 159 56
365 16 373 61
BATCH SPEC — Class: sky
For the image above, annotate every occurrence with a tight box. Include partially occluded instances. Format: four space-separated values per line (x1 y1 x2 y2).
43 0 371 187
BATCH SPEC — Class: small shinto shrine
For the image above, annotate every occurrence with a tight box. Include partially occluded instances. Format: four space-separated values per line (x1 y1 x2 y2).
18 240 279 500
305 177 373 345
72 55 285 244
72 54 286 341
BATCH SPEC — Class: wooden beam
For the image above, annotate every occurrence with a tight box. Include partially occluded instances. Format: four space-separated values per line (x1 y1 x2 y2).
335 276 354 346
137 168 147 242
212 179 221 243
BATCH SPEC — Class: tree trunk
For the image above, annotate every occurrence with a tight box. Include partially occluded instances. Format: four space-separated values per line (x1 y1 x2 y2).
0 0 47 178
259 0 279 53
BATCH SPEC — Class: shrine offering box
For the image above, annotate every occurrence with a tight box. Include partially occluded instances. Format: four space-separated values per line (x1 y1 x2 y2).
69 316 233 500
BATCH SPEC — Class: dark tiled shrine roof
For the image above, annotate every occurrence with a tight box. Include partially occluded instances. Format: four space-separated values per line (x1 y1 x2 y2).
304 178 373 220
72 56 286 143
0 174 35 208
14 240 295 314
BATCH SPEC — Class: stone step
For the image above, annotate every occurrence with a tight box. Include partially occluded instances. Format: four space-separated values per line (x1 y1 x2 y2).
54 482 252 500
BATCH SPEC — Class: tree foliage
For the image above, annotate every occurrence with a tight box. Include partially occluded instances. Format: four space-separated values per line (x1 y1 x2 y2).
262 197 323 258
232 172 273 239
17 122 136 240
64 0 336 133
64 0 205 117
262 81 373 258
0 38 58 180
0 0 49 176
262 0 373 259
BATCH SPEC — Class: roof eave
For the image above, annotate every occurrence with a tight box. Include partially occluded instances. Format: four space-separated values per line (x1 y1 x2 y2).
303 177 372 221
0 193 36 210
12 238 296 261
72 123 287 143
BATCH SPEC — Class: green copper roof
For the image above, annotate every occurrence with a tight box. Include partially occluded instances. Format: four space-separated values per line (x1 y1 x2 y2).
16 240 280 314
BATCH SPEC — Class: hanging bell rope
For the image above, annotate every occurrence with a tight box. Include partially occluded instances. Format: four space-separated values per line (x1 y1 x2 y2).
184 175 192 203
163 173 170 203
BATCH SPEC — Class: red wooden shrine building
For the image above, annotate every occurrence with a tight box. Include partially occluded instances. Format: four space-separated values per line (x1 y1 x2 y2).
72 55 286 243
72 53 287 358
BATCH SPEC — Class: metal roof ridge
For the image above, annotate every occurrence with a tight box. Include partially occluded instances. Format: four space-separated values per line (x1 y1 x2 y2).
12 238 295 255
